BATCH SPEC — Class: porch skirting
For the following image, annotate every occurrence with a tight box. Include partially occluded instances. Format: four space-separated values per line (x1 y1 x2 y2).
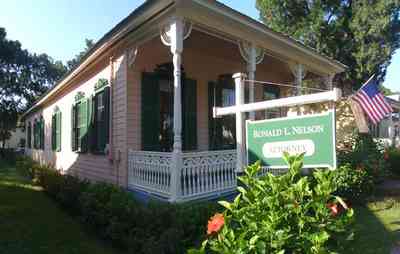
128 149 237 202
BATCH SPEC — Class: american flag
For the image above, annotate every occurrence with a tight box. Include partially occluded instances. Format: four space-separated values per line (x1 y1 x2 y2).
352 76 393 125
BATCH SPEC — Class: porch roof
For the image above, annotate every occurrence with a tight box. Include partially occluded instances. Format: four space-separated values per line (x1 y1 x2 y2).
22 0 346 119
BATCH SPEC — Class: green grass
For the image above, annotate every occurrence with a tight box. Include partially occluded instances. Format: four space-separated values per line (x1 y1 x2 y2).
0 160 122 254
348 197 400 254
0 160 399 253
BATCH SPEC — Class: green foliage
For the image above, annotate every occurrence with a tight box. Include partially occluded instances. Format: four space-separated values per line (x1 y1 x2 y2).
15 155 36 178
191 153 354 254
385 147 400 176
16 156 219 253
333 164 374 203
338 134 386 179
256 0 400 90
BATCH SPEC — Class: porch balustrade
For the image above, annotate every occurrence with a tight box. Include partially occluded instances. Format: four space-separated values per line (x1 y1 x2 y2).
128 149 237 201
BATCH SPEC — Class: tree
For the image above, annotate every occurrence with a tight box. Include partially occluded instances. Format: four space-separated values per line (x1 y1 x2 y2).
380 85 394 95
66 39 95 70
0 27 66 149
256 0 400 90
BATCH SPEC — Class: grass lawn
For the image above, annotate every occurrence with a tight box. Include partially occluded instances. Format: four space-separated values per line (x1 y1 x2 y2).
0 160 122 254
0 159 399 253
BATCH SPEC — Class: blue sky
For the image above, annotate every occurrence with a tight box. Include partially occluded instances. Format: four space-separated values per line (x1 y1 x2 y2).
0 0 398 92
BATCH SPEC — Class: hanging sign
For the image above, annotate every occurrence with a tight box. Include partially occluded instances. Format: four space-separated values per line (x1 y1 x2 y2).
246 111 336 169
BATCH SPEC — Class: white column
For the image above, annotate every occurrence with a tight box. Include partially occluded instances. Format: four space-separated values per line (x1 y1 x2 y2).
233 73 246 172
389 113 394 145
288 63 305 116
169 18 184 202
248 44 256 120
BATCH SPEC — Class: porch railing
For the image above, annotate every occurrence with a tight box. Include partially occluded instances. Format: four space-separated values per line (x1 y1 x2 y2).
180 150 237 200
127 150 172 198
128 149 237 201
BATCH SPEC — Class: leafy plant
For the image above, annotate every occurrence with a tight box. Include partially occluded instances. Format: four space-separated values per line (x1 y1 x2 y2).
333 164 374 203
385 147 400 176
190 153 354 254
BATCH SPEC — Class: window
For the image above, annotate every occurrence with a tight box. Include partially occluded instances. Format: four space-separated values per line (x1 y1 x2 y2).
71 93 89 153
264 87 281 119
27 122 31 148
92 86 110 153
52 108 62 151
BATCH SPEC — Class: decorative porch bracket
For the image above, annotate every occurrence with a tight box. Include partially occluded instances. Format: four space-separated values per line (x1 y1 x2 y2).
238 41 265 120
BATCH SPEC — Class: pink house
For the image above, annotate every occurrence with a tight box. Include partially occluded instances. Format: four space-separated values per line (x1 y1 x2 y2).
22 0 345 202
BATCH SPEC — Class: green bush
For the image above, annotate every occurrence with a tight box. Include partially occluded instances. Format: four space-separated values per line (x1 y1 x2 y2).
15 156 36 178
333 164 374 203
57 175 89 214
190 153 354 254
338 134 386 180
385 147 400 176
0 148 16 164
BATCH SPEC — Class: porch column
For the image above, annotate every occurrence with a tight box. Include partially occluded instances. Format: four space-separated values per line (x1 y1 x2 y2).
238 42 265 120
288 63 306 116
233 73 246 172
169 18 184 202
389 112 394 146
248 44 257 120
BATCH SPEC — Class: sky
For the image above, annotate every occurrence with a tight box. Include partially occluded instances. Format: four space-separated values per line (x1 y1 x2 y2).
0 0 398 92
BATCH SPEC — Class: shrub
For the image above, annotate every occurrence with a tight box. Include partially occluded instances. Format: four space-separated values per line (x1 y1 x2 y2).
385 147 400 176
338 133 386 180
333 164 374 203
15 156 36 178
57 175 89 214
190 153 354 254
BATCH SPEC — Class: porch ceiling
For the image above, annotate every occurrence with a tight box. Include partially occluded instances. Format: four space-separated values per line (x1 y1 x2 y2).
176 0 346 76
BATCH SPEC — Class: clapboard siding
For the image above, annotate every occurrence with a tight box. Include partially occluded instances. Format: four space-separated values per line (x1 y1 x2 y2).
25 52 128 186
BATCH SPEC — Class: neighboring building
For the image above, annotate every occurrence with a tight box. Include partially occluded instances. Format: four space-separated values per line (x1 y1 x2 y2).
0 127 25 149
22 0 345 202
370 94 400 147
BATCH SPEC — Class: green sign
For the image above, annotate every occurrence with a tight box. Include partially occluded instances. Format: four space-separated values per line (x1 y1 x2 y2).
246 111 336 169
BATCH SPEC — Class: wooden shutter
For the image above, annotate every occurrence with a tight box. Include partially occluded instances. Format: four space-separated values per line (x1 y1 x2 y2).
27 123 31 148
56 112 62 151
104 87 110 151
182 78 197 151
80 99 89 153
40 118 45 150
71 105 77 151
52 114 56 151
141 73 160 151
208 81 223 150
88 95 96 153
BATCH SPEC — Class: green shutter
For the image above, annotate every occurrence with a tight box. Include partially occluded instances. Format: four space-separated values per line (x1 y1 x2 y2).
141 73 160 151
80 99 89 153
52 114 56 151
40 117 44 150
104 87 110 152
208 81 223 150
56 112 62 151
182 78 197 151
27 123 31 148
71 105 77 151
89 95 96 153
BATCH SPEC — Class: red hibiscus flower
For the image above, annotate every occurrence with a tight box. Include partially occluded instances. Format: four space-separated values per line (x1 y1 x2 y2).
207 213 225 235
384 151 389 161
327 203 339 217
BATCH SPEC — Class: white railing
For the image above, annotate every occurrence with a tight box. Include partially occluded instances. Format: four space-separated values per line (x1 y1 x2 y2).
128 150 172 198
181 150 237 200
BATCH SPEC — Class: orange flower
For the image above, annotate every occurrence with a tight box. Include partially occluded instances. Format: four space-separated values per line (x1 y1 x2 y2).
207 213 225 235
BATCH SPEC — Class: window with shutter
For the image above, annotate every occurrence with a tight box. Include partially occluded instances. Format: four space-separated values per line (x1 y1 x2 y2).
208 75 236 150
72 92 88 153
91 86 110 154
40 117 45 150
56 112 62 151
